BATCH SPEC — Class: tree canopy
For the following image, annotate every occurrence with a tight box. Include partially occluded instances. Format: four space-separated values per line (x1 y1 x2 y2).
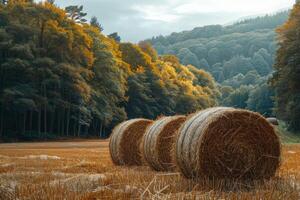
0 1 219 140
271 3 300 131
146 11 290 119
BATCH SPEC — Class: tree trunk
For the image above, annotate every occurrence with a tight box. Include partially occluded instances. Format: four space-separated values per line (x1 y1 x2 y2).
0 104 4 137
29 110 33 132
44 85 47 134
78 124 81 137
99 121 103 138
57 111 61 136
38 107 41 136
73 120 76 137
50 110 55 134
22 112 26 135
77 111 81 137
66 106 70 136
39 21 45 48
61 108 65 136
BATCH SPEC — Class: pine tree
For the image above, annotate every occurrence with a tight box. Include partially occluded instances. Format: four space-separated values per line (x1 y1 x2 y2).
90 16 103 32
108 32 121 43
65 5 87 23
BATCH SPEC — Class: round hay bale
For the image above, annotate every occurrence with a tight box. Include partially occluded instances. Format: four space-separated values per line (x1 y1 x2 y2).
267 118 279 126
176 107 281 180
143 115 186 171
109 119 153 166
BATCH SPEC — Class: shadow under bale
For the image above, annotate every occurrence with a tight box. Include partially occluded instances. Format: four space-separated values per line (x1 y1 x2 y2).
176 107 281 180
143 116 186 171
109 119 153 166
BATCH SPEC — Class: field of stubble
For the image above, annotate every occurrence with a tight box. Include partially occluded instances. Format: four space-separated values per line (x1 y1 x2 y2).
0 140 299 200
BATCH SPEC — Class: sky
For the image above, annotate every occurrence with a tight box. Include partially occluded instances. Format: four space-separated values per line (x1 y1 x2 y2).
52 0 295 42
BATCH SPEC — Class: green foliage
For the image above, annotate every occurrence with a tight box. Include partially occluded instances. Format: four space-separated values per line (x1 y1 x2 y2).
108 32 121 43
138 41 158 62
146 10 291 118
90 16 103 32
65 5 87 23
0 1 220 140
271 2 300 132
146 12 288 85
223 85 253 109
247 82 274 117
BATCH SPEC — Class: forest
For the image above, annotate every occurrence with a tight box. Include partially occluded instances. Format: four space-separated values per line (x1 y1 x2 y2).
0 0 219 140
147 11 290 119
0 0 299 141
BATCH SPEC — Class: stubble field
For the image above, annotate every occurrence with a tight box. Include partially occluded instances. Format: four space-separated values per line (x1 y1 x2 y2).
0 140 299 200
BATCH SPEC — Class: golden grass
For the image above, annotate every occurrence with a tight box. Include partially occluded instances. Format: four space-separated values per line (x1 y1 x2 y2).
0 140 299 200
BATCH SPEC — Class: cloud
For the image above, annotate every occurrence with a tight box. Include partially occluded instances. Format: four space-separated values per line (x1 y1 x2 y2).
52 0 294 42
132 5 181 22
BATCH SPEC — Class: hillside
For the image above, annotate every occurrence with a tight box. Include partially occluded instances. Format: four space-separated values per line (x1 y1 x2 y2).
149 11 288 49
0 1 219 140
146 11 289 116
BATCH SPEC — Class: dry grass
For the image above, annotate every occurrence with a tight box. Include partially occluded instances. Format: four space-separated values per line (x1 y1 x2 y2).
0 140 299 200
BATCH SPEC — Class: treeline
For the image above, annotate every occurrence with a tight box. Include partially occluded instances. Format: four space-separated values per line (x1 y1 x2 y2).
271 3 300 131
0 1 219 140
148 6 300 132
146 11 289 120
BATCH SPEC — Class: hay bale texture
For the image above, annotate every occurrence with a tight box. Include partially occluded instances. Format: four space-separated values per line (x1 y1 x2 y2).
176 107 281 180
143 116 186 171
109 119 153 166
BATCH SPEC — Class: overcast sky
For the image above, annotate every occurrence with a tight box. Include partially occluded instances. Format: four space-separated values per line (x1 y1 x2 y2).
52 0 295 42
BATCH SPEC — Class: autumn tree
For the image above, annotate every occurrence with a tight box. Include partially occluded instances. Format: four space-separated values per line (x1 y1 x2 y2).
0 1 220 140
271 2 300 131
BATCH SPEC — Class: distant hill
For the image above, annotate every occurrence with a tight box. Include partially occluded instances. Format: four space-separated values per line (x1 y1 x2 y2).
148 11 289 48
146 11 289 82
146 11 290 116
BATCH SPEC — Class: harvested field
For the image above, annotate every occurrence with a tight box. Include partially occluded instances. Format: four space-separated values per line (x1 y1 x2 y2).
0 140 300 199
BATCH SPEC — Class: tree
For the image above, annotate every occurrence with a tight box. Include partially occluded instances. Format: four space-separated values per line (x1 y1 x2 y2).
208 48 220 65
252 53 270 76
90 16 103 32
223 85 253 109
138 41 158 62
0 0 221 140
198 58 210 70
223 56 255 79
65 5 87 23
247 83 274 117
47 0 55 4
108 32 121 42
271 2 300 131
178 48 199 67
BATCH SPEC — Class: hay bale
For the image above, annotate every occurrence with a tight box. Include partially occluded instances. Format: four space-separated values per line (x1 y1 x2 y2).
109 119 153 166
176 107 281 180
267 118 279 126
143 116 186 171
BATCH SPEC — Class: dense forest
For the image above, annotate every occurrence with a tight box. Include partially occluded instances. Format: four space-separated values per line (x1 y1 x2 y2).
0 1 299 141
0 0 219 140
146 11 290 119
271 3 300 132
